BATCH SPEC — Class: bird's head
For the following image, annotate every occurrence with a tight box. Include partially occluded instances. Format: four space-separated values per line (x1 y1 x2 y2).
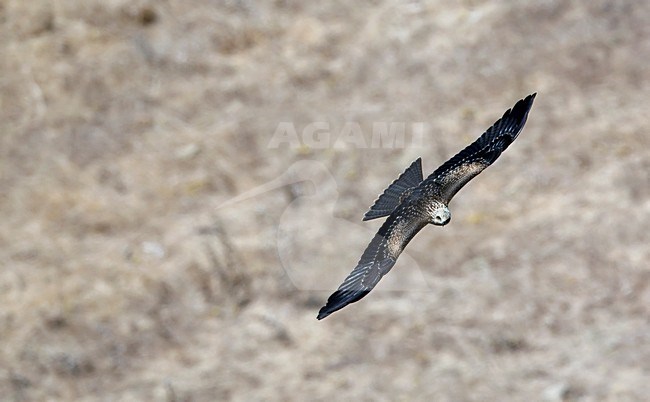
430 204 451 226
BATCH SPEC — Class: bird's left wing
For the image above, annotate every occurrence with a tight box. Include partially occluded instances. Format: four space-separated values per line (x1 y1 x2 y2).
422 93 536 203
317 206 428 319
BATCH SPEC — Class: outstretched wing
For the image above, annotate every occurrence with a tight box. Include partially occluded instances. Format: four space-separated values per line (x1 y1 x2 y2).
317 206 427 319
422 93 536 203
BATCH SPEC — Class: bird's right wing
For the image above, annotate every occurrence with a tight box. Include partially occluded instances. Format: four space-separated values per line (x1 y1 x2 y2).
317 206 428 319
422 93 536 203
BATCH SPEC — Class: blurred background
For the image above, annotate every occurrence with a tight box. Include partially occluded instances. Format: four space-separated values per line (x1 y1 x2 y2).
1 0 649 400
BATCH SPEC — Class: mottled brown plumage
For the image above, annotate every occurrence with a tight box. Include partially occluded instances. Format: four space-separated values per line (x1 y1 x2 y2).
318 94 536 320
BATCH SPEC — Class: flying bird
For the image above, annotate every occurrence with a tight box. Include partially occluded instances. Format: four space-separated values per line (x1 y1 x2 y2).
317 93 536 320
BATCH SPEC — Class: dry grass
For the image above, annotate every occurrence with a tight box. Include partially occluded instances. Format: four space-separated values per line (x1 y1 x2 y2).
1 0 649 400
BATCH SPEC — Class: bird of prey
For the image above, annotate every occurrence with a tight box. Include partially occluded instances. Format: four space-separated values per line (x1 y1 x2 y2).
317 93 536 320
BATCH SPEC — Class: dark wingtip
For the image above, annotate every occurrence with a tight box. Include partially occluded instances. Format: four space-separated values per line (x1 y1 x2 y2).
499 93 536 134
317 294 342 320
317 302 336 320
511 92 536 115
317 290 370 320
525 92 537 107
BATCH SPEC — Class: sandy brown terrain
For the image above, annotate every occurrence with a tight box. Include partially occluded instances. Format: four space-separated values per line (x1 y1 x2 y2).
1 0 649 400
